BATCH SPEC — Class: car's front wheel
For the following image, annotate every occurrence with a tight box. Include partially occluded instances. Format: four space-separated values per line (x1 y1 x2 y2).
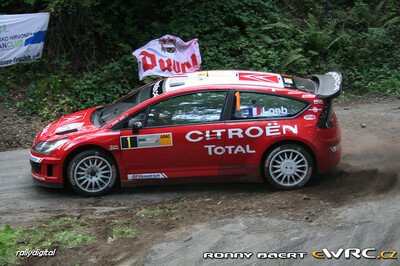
67 150 118 196
264 144 313 190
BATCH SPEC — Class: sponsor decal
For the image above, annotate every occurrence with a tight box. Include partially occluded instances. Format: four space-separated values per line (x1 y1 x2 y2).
151 80 163 97
314 99 323 104
186 124 298 156
288 91 303 95
238 72 280 83
283 77 293 84
204 144 255 155
121 133 172 149
311 107 322 113
186 124 298 143
326 71 342 92
127 173 168 180
109 145 119 151
198 72 208 77
304 114 316 120
302 94 316 99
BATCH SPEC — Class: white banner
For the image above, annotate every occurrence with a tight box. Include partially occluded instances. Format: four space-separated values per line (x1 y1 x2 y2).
0 13 50 67
133 34 201 80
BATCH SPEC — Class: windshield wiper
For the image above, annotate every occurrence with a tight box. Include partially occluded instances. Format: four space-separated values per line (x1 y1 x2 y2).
97 109 105 126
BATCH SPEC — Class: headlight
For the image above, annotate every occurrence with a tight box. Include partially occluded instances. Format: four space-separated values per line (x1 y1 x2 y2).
33 139 68 154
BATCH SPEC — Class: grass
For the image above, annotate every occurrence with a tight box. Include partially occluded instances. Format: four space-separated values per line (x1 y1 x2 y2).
0 203 182 265
48 216 78 227
0 216 94 265
0 224 22 265
108 225 139 243
135 203 181 219
46 231 94 249
136 208 165 218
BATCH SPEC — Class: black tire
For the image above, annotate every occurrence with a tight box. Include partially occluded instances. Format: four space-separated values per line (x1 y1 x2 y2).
263 144 313 190
67 150 118 196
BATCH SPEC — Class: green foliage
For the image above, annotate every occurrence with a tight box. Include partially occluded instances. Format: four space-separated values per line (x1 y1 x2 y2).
0 224 21 265
0 0 399 121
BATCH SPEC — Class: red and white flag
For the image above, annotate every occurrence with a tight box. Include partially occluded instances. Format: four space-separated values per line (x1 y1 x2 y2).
133 34 201 80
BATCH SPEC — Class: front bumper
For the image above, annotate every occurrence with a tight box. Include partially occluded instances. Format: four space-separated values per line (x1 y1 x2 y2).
29 151 64 186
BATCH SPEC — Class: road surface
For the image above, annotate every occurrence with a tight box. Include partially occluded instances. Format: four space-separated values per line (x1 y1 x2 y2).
0 97 399 265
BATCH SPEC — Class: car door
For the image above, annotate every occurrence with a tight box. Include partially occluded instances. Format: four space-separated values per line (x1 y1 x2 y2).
119 90 228 181
220 90 309 179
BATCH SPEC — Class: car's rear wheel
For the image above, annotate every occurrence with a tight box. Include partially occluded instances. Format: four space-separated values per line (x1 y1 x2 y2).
67 150 118 196
264 144 313 190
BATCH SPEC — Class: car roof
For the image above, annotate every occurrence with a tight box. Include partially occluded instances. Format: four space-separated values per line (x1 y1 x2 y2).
164 70 285 92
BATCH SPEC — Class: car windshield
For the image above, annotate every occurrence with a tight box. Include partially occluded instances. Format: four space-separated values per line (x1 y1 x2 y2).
93 79 166 127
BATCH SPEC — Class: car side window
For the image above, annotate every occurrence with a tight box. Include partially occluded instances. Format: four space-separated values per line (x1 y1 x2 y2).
146 91 227 127
122 109 148 129
233 92 307 119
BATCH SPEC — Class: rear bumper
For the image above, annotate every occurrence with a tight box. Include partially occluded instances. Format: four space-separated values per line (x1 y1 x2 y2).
313 128 342 173
30 151 64 186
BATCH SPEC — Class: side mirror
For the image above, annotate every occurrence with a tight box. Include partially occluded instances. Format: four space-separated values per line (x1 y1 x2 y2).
132 121 143 134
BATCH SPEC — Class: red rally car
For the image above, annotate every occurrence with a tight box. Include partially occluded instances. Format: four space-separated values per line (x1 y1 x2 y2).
30 70 342 196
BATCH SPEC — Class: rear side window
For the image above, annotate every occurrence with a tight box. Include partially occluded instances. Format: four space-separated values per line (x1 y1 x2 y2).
233 92 307 119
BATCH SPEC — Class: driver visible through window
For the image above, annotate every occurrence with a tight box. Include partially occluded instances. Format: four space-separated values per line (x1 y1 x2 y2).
146 91 227 127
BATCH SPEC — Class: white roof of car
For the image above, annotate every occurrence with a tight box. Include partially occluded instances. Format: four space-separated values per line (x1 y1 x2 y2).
164 70 285 92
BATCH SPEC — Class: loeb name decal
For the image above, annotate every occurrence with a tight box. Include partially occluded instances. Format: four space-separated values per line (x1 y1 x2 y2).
121 133 172 149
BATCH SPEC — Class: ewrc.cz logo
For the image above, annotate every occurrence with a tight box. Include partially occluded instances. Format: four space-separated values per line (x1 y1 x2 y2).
202 249 398 261
203 252 307 259
312 248 398 260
